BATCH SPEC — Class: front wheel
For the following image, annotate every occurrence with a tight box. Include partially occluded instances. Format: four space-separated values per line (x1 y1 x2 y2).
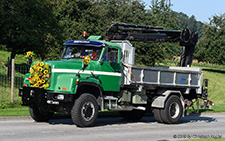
71 93 98 127
29 105 53 122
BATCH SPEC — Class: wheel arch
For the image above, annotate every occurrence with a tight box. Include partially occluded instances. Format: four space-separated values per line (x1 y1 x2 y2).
75 82 104 111
151 90 185 109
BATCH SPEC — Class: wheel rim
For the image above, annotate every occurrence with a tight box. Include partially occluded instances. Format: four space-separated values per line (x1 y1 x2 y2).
81 101 95 121
169 102 180 119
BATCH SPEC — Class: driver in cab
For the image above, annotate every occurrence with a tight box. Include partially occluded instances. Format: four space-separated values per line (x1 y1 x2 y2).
71 47 98 60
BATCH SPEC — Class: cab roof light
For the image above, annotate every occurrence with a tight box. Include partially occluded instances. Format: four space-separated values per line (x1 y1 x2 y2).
82 31 88 39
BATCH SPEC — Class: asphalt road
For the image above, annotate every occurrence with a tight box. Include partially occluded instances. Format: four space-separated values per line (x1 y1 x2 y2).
0 113 224 141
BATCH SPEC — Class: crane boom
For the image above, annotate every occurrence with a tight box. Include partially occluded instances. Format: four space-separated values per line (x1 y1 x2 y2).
105 22 198 67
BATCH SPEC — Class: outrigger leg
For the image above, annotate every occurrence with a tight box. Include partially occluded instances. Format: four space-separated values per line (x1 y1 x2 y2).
185 79 214 115
201 79 214 110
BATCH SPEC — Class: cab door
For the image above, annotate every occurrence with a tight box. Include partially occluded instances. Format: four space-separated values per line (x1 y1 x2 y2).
99 47 121 91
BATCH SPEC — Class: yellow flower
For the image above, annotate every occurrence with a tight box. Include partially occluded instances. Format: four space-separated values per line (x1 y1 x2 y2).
32 65 37 70
44 64 49 69
31 85 34 87
36 61 40 66
28 62 51 89
29 80 34 84
30 69 34 74
35 77 40 81
43 70 48 74
38 67 43 72
34 84 39 87
83 55 91 65
25 51 34 59
41 79 45 83
46 82 49 88
38 81 42 85
34 74 38 78
42 85 47 89
40 62 44 66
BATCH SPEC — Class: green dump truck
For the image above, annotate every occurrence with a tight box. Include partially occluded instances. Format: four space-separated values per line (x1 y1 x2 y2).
19 23 213 127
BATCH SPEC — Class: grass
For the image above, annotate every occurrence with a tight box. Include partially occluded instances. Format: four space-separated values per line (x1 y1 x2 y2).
189 62 225 113
0 107 29 116
0 50 30 108
201 70 225 112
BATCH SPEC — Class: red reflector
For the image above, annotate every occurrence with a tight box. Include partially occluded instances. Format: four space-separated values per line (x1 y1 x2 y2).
62 87 67 90
24 84 27 87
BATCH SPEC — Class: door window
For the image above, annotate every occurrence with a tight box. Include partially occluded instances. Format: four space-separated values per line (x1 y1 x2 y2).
102 48 118 63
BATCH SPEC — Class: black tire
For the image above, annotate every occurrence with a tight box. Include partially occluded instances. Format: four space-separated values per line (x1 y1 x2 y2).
71 93 98 127
29 105 53 122
120 109 145 121
153 108 163 123
160 95 183 124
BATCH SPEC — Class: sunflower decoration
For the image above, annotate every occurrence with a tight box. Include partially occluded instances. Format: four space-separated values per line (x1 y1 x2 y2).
28 61 51 89
25 51 34 59
83 55 91 65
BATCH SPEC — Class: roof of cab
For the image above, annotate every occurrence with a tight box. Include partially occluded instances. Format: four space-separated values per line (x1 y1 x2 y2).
63 39 121 50
63 40 105 47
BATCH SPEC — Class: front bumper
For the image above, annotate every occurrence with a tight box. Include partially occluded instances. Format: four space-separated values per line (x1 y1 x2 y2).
19 87 73 106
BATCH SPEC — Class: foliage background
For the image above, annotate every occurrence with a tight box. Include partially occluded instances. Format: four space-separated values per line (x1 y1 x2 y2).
0 0 224 66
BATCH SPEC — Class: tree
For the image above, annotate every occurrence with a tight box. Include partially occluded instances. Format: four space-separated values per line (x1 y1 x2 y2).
195 14 225 65
0 0 62 61
133 0 182 66
174 12 204 38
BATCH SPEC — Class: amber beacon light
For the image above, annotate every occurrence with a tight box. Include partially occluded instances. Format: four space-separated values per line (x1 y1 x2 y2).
82 31 87 39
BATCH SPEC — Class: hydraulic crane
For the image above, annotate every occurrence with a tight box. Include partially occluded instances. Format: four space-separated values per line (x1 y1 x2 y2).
105 22 198 67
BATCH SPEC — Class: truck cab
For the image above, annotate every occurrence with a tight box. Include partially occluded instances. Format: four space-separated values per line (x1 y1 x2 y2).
19 37 125 126
61 39 122 92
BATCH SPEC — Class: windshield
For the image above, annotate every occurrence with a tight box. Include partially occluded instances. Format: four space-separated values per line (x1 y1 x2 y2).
62 45 103 60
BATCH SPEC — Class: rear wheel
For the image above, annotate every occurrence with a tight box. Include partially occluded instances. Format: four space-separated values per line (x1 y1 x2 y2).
160 95 183 124
29 105 53 122
153 108 163 123
120 109 145 120
71 93 98 127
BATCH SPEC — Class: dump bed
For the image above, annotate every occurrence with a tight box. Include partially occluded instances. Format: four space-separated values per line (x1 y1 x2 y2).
122 65 202 94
